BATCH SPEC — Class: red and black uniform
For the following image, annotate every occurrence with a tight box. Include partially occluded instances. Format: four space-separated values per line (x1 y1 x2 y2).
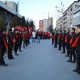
62 33 66 53
25 32 29 46
52 32 54 44
8 32 14 59
14 33 19 55
54 32 58 48
0 32 8 66
43 32 45 39
45 32 47 39
68 32 77 62
65 33 71 57
73 33 80 73
18 32 23 51
58 33 62 50
27 32 30 45
47 32 50 39
23 32 27 48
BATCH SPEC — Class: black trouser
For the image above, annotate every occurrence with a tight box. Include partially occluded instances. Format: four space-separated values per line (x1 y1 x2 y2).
8 45 13 59
54 40 57 48
66 43 70 56
52 39 54 44
26 40 28 46
69 47 76 62
0 47 6 64
59 41 62 50
62 42 65 53
67 48 70 56
23 39 26 48
28 39 30 45
14 43 19 54
19 41 22 51
76 53 80 71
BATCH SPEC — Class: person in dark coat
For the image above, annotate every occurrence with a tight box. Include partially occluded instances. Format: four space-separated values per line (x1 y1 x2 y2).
54 31 58 48
18 31 23 52
36 31 40 43
62 30 66 53
67 28 76 63
73 26 80 74
52 32 54 45
0 29 8 66
58 30 62 50
25 31 30 46
14 31 19 55
65 30 71 57
8 29 14 59
23 32 27 48
27 32 30 45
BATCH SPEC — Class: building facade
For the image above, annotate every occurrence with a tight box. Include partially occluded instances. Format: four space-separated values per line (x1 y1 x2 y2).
48 17 53 27
43 19 48 32
3 1 19 13
72 1 80 26
0 1 22 30
39 20 43 31
39 17 53 32
56 16 63 30
56 1 80 30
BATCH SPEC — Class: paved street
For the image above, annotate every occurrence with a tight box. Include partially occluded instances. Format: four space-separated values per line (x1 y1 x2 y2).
0 40 80 80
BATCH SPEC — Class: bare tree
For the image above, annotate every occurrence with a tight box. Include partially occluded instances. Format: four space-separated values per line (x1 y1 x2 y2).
29 20 35 30
47 25 53 33
55 2 66 19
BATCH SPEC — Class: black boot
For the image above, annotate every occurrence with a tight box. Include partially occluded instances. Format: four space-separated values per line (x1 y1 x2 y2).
77 70 80 74
2 63 8 66
67 60 72 62
19 49 22 52
15 52 19 56
72 60 76 63
8 55 14 60
0 59 2 66
8 57 14 60
0 62 2 66
65 55 69 57
73 68 78 72
1 61 8 66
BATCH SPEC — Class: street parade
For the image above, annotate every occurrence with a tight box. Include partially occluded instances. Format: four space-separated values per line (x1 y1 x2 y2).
0 0 80 80
52 27 80 74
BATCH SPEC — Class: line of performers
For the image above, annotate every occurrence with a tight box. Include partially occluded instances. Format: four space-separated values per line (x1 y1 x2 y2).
38 31 50 39
52 26 80 74
0 28 31 66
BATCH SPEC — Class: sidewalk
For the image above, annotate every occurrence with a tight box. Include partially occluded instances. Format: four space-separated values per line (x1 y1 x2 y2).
0 39 80 80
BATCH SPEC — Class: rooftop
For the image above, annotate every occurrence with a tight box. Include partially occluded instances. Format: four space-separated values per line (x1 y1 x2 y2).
0 1 22 18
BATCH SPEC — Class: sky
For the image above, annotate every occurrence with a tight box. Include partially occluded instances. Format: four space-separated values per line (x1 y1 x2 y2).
2 0 76 29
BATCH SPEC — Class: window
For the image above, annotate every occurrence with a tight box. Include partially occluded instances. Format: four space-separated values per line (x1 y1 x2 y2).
71 8 72 11
73 10 80 18
73 6 75 10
